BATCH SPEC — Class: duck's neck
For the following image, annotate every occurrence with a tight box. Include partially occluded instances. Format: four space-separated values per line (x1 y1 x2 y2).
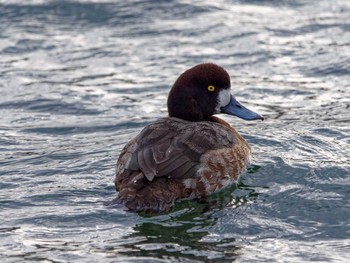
207 116 232 127
168 114 232 125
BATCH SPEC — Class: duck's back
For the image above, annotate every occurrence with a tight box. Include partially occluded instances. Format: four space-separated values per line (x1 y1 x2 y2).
115 116 251 212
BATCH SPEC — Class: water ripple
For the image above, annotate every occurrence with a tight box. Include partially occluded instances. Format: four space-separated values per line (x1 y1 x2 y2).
1 0 350 262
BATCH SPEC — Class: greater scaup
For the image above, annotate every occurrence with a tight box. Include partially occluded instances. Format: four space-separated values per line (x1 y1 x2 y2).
114 63 263 213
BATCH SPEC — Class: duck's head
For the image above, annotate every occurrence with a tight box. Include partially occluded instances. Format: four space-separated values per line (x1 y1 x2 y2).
167 63 264 122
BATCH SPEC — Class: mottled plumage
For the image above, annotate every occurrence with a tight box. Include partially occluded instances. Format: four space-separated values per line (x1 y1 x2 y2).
114 63 263 213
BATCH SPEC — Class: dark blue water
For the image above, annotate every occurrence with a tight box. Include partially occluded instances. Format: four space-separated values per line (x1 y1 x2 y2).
1 0 349 262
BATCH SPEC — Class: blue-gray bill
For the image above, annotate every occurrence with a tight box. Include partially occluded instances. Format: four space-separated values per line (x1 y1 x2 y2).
221 95 264 121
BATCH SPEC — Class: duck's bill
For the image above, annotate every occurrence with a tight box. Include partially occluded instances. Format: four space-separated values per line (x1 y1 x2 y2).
221 95 264 121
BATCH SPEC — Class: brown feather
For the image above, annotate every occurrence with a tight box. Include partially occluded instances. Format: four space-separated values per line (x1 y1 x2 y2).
115 117 250 212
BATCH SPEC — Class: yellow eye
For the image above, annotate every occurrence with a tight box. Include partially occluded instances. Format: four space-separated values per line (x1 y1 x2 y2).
208 85 215 92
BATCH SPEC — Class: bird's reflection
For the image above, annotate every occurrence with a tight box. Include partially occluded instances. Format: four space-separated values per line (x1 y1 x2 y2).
115 177 261 262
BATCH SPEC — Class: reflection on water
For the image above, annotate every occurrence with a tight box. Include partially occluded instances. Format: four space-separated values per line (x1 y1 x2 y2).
105 183 258 261
1 0 350 262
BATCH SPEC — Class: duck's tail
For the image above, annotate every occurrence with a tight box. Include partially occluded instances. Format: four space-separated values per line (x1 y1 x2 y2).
113 171 185 213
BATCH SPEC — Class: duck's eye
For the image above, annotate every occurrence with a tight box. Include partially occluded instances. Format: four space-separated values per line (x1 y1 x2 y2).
207 85 215 92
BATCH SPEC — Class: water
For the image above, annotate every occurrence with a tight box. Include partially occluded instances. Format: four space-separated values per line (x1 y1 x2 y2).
0 0 349 262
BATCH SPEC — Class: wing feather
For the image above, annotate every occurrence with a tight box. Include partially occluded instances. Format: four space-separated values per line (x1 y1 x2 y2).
116 117 238 184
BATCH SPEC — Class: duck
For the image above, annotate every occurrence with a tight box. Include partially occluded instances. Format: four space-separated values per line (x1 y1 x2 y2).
114 63 263 213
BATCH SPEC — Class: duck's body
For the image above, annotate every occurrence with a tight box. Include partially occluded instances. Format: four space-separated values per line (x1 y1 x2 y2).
114 63 263 213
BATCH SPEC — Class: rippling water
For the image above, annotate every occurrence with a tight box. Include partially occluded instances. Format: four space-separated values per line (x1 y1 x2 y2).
1 0 350 262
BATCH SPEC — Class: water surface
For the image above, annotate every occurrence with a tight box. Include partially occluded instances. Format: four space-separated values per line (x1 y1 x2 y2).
1 0 350 262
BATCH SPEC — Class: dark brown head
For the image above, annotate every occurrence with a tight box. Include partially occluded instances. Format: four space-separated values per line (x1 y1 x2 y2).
167 63 264 122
